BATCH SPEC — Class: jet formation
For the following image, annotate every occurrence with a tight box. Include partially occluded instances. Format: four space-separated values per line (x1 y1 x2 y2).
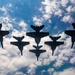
0 23 75 61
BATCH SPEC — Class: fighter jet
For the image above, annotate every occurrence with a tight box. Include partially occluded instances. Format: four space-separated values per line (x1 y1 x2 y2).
26 25 49 45
0 23 9 48
65 23 75 48
29 45 46 61
10 36 29 55
45 36 64 55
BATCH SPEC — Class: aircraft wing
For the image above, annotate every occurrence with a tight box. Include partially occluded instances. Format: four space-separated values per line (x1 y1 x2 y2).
26 32 49 38
39 50 46 53
29 50 36 53
21 42 29 46
10 42 19 46
10 42 29 46
65 30 75 36
26 32 35 37
0 31 9 36
45 41 64 46
29 49 46 53
39 32 49 37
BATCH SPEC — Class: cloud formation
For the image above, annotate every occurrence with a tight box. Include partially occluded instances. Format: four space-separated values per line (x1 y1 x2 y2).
0 0 75 75
33 0 75 29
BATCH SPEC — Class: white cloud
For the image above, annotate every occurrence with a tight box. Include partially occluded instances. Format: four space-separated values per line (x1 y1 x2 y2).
41 70 46 75
53 59 64 67
54 9 62 17
70 0 75 4
55 68 75 75
19 20 27 31
62 15 74 23
61 0 69 7
70 56 75 64
14 72 26 75
66 5 75 13
47 68 54 74
33 16 43 26
0 6 7 14
27 63 37 75
35 0 75 24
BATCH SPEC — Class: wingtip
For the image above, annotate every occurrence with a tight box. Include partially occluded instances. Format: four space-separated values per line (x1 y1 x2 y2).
42 25 44 27
31 25 33 27
0 23 2 30
72 23 75 29
72 23 75 25
64 31 67 34
59 36 61 38
0 23 2 25
2 46 4 49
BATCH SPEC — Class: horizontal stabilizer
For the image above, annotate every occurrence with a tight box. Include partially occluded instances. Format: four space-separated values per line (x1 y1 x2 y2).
31 25 44 32
39 50 46 53
10 42 29 46
50 36 61 41
13 36 24 41
33 45 42 49
29 49 46 53
45 41 64 46
11 42 18 46
65 30 75 36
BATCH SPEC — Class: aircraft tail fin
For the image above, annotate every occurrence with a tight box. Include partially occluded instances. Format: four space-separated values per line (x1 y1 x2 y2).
52 50 54 56
31 25 44 32
50 36 61 41
72 23 75 29
21 51 23 56
37 57 39 61
71 41 74 48
39 50 46 53
1 40 4 48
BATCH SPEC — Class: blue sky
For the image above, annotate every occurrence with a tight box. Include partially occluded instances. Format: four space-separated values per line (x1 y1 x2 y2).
0 0 75 75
